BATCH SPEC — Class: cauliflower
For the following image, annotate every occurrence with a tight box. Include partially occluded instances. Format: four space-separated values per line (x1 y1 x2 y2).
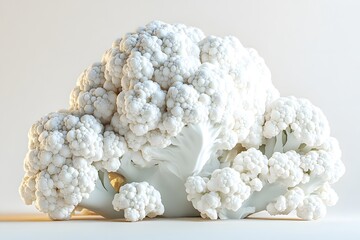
112 182 164 221
20 21 344 221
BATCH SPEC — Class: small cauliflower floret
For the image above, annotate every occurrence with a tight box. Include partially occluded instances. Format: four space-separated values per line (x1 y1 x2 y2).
112 182 164 221
73 88 117 123
19 175 36 205
300 150 329 177
296 195 326 220
94 131 127 172
159 26 202 57
164 82 207 134
199 36 246 72
232 148 268 192
188 63 232 124
263 96 330 154
196 192 221 220
268 151 303 187
320 138 345 183
266 187 305 215
207 168 243 194
118 80 166 136
70 63 117 124
154 56 200 89
76 62 106 91
300 138 345 184
185 168 250 220
210 167 251 215
65 115 104 160
185 177 221 220
314 183 339 207
185 175 208 198
121 51 155 91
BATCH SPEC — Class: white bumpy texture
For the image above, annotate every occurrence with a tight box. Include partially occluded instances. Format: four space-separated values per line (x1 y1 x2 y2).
19 112 103 219
20 20 344 221
112 182 164 221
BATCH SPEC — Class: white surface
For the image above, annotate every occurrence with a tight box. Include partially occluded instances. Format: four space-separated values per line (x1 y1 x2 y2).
0 0 359 220
1 216 359 240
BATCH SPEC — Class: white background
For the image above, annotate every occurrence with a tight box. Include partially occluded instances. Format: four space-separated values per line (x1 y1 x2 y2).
0 0 359 221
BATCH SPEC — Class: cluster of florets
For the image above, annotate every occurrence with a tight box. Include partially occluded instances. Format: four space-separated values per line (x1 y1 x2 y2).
185 96 345 220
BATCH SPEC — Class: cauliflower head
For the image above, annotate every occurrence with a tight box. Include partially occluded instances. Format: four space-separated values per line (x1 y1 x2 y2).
20 21 344 222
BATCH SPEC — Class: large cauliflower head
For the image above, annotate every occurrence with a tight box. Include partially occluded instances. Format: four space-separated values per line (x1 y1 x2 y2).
70 20 279 159
20 21 344 222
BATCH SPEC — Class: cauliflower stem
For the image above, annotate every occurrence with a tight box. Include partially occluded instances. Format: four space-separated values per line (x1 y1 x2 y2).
117 122 222 217
79 172 123 219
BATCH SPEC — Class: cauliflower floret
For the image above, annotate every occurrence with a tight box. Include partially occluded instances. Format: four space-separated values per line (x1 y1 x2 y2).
197 192 222 220
71 87 117 124
296 195 326 220
266 187 305 215
76 62 106 91
207 168 244 194
185 175 208 198
19 175 36 205
94 131 127 172
185 176 221 220
154 56 200 89
102 39 127 90
19 112 105 220
65 115 104 160
165 82 208 132
185 168 250 220
232 148 268 192
112 182 164 221
199 36 246 72
121 51 155 90
188 63 233 124
70 63 117 124
299 139 345 185
314 183 338 207
268 151 303 187
117 80 165 136
264 96 330 147
317 138 345 184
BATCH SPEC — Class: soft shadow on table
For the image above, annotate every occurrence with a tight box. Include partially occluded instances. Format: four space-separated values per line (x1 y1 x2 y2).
0 214 303 222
